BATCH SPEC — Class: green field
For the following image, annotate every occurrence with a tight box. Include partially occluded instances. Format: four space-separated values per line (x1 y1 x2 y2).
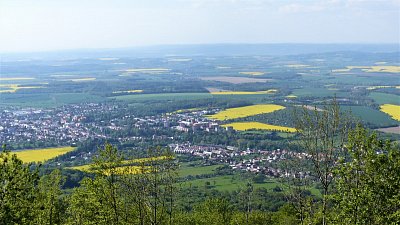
181 174 308 193
369 92 400 105
292 88 348 98
341 106 399 127
0 93 104 107
178 163 320 195
179 163 223 177
112 93 213 102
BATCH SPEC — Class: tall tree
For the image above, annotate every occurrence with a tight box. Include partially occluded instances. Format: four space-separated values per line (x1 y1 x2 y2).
333 126 400 224
67 143 124 225
294 99 352 225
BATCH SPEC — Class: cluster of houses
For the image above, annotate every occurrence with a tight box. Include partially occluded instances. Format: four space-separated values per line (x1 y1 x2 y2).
0 103 120 146
229 149 312 178
169 143 233 158
170 143 311 179
170 109 225 133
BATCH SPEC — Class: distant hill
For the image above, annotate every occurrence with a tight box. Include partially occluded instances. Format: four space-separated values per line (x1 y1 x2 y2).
2 43 399 60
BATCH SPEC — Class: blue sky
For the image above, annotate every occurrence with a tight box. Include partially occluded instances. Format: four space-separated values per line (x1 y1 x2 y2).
0 0 399 52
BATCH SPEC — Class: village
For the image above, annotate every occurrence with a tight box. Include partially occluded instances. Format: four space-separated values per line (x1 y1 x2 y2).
170 142 311 179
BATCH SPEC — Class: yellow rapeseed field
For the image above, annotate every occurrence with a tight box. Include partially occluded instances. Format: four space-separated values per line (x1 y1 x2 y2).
14 146 75 163
207 104 285 120
286 95 297 98
363 66 400 73
222 122 296 132
380 104 400 121
70 156 171 174
333 66 400 73
0 84 44 93
72 165 145 175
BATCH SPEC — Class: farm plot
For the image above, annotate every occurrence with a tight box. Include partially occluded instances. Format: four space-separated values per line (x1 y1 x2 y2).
0 77 36 81
112 90 143 94
210 89 277 95
369 92 400 105
0 84 45 93
178 163 223 177
112 93 213 102
376 126 400 135
13 146 75 163
238 71 266 76
207 104 285 120
333 66 400 73
222 122 296 133
69 156 172 175
200 76 273 84
341 106 398 127
119 68 171 76
380 104 400 121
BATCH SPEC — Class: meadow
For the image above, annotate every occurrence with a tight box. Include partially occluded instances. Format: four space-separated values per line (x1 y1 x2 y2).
178 163 223 177
207 104 285 120
380 104 400 121
180 173 313 194
13 146 75 163
222 122 296 133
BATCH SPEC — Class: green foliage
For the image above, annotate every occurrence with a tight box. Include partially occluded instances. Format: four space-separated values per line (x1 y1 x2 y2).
193 198 233 225
0 148 39 225
34 169 66 225
333 126 400 224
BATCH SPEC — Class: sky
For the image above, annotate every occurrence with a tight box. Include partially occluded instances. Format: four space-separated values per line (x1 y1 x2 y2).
0 0 399 52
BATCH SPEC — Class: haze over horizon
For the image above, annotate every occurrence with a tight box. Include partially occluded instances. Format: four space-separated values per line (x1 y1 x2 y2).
1 0 399 53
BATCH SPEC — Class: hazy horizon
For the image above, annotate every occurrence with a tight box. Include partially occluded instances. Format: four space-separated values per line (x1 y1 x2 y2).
1 0 399 53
